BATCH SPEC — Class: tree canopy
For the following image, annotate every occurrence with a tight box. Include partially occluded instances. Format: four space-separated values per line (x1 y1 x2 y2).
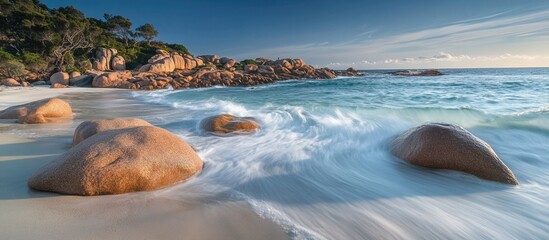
0 0 190 76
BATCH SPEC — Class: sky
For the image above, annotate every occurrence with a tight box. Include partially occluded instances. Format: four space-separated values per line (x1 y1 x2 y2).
42 0 549 69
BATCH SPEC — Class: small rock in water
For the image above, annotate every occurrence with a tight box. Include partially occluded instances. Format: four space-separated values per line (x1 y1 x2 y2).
201 114 260 136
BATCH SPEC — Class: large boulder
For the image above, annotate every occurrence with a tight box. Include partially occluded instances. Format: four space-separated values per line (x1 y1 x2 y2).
28 126 203 195
49 72 69 86
92 48 118 71
258 65 275 74
69 72 81 79
391 123 519 185
198 55 220 64
92 71 132 88
0 98 72 124
111 55 126 71
1 78 21 87
73 118 153 145
200 114 260 135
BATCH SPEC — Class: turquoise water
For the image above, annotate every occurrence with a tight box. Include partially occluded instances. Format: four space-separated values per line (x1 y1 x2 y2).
128 68 549 239
4 68 547 239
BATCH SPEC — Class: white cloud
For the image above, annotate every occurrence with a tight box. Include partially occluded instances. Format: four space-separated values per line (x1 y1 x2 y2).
233 9 549 68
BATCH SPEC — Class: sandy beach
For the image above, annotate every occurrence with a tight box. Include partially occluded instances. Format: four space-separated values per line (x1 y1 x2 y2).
0 87 288 240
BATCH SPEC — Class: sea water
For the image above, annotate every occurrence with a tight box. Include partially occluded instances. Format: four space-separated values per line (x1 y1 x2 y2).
6 68 549 239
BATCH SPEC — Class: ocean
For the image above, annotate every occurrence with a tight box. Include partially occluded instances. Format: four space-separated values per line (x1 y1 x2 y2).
4 68 549 239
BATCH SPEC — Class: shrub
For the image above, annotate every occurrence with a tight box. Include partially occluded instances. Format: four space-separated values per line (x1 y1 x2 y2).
22 51 47 72
0 59 26 77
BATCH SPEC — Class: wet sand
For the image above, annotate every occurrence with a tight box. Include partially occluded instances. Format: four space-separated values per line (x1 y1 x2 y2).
0 87 288 240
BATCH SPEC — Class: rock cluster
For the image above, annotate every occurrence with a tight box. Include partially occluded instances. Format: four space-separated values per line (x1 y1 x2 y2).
92 48 125 71
0 98 72 124
138 50 204 73
28 122 203 195
391 123 519 185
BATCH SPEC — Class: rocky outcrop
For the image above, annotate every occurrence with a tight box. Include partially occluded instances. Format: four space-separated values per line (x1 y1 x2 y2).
244 64 258 73
92 48 118 71
1 78 21 86
390 69 443 76
28 126 203 195
111 56 126 71
50 72 69 86
220 57 236 68
92 71 132 88
73 118 153 145
200 114 260 135
391 123 519 185
0 98 72 124
198 55 220 64
139 50 204 73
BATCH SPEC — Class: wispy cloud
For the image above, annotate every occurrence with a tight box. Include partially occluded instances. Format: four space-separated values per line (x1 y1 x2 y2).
234 8 549 68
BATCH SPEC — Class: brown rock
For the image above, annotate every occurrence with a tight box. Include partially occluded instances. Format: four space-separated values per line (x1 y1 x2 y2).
92 48 118 71
92 71 132 88
50 72 69 85
51 83 68 88
69 72 81 79
201 114 260 135
1 78 21 86
73 118 153 145
111 56 126 71
391 123 519 185
0 98 72 124
258 65 275 74
28 126 203 195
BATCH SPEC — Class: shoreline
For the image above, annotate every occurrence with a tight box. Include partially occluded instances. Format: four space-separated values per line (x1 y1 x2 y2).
0 88 289 240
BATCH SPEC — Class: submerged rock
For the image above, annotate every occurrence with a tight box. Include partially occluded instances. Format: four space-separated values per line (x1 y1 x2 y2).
390 69 443 76
73 118 153 145
0 98 72 124
391 123 519 185
201 114 260 135
28 126 203 195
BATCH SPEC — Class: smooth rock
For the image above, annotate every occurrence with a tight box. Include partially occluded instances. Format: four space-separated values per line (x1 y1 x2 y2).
28 126 203 195
0 98 72 124
49 72 69 85
73 118 153 145
1 78 21 86
201 114 260 135
391 123 519 185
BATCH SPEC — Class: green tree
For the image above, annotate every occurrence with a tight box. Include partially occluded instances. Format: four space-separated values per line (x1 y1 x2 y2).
104 13 132 47
135 23 158 44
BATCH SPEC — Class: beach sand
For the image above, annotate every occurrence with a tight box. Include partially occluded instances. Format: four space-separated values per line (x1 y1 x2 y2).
0 87 288 240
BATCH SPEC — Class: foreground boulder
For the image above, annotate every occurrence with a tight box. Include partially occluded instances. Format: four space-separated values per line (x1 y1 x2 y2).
28 126 203 195
73 118 152 145
391 123 518 185
0 98 72 124
201 114 260 135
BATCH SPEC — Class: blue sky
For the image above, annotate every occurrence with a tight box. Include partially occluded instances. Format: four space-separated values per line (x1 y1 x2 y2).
42 0 549 69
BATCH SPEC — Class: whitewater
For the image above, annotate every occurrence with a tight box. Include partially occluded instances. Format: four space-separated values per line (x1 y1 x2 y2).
3 68 548 239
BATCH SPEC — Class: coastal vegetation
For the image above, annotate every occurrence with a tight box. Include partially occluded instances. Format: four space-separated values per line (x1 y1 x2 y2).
0 0 188 78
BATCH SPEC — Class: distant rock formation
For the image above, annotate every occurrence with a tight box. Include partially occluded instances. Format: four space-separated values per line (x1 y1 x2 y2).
390 69 443 76
139 50 204 73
